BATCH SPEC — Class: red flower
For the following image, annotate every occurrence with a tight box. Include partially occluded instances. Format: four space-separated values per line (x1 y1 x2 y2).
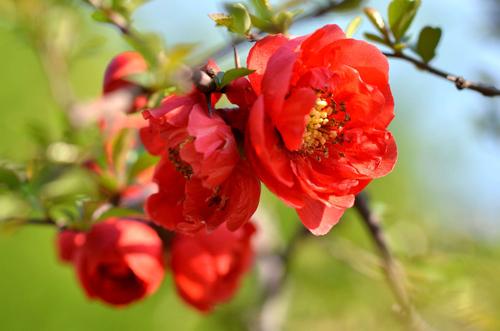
103 51 148 113
146 155 260 234
170 222 256 312
141 89 260 234
56 230 85 263
58 218 165 306
245 25 397 235
141 92 238 188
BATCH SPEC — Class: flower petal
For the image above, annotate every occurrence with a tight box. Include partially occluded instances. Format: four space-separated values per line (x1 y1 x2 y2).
247 34 289 94
300 24 346 63
296 197 352 235
261 45 298 122
275 87 317 151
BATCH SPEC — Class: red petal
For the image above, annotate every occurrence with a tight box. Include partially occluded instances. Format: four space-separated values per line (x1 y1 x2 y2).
295 67 333 91
221 162 261 231
103 51 147 94
300 24 346 63
296 197 352 235
247 34 289 94
276 87 316 151
322 39 389 89
146 156 186 230
139 125 165 155
181 104 239 187
261 45 298 122
247 96 295 187
330 65 393 129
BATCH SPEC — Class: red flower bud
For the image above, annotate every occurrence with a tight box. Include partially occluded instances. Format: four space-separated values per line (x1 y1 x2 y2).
69 218 165 306
171 222 256 312
56 230 85 263
103 51 148 113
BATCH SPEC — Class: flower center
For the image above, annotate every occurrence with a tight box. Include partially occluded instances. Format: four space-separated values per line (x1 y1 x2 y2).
168 147 193 178
301 97 350 156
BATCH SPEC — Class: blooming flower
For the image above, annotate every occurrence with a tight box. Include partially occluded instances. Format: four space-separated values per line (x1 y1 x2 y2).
145 154 260 234
245 24 397 235
141 88 260 234
103 51 149 113
57 218 165 306
170 222 256 312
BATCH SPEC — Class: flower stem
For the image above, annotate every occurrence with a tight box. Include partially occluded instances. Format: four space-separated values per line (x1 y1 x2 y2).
383 51 500 97
354 192 435 331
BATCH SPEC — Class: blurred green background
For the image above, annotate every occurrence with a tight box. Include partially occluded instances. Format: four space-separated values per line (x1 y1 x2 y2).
1 0 500 330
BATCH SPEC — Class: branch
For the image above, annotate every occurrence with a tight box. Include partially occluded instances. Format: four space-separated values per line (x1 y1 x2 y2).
83 0 146 48
354 192 435 331
384 52 500 97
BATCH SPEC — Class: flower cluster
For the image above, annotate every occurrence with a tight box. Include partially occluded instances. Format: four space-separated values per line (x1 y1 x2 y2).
57 24 396 311
57 218 256 310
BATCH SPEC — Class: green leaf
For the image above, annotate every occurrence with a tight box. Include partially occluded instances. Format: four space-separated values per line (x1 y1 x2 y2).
388 0 421 41
364 32 389 45
97 207 144 221
250 14 271 31
332 0 364 11
273 10 295 34
111 128 130 174
225 3 252 35
416 26 442 63
0 166 21 190
346 16 362 38
91 10 109 23
249 0 273 20
219 68 255 89
363 7 386 35
128 152 158 183
208 13 233 28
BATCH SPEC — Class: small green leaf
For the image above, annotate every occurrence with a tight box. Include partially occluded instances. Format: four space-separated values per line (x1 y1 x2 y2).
0 166 21 190
91 10 109 23
364 32 389 45
97 207 144 221
250 14 271 31
208 13 233 28
250 0 273 20
332 0 364 11
346 16 362 38
225 3 252 35
273 10 296 34
416 26 442 63
219 68 255 89
393 42 407 52
388 0 421 41
363 7 386 35
128 152 158 183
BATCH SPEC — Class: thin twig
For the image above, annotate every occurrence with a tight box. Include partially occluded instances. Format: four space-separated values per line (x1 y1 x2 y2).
24 218 58 227
354 192 435 331
84 0 143 45
384 52 500 97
